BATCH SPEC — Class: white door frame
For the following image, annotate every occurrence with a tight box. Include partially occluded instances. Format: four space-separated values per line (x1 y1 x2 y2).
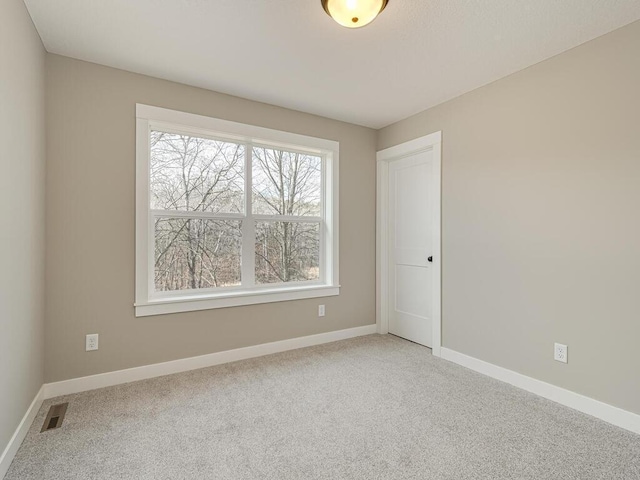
376 131 442 357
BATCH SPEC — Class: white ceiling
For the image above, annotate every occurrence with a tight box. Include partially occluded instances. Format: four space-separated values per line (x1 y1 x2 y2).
24 0 640 129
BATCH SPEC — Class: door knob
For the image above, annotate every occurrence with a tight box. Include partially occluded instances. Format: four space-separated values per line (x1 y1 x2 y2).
428 256 433 263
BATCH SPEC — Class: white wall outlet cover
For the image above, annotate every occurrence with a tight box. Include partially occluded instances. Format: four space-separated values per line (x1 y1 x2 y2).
318 305 326 317
86 334 99 351
554 343 568 363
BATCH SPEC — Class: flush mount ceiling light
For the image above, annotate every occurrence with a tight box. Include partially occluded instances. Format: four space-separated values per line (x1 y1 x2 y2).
321 0 389 28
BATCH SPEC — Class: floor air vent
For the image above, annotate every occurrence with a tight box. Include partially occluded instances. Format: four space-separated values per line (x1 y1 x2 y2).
41 403 68 432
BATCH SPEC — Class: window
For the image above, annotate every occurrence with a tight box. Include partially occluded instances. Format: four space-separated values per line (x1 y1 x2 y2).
135 105 339 316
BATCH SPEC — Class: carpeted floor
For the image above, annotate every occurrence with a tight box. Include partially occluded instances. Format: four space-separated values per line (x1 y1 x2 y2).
5 334 640 479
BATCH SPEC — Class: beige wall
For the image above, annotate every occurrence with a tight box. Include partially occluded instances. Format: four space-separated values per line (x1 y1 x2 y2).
45 55 377 383
0 0 46 454
378 21 640 414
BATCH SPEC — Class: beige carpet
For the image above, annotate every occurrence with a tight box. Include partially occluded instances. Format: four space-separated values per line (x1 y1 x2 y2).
5 334 640 479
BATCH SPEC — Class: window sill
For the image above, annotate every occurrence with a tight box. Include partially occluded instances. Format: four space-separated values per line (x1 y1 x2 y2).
134 284 340 317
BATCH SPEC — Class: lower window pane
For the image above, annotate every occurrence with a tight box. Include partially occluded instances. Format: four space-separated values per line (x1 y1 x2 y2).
255 222 320 284
155 218 242 291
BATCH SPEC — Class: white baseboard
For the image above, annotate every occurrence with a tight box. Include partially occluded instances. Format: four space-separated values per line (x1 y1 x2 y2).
44 325 377 399
441 347 640 435
0 386 44 479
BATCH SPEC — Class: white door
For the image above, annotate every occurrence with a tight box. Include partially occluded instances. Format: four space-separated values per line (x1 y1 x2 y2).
388 150 434 347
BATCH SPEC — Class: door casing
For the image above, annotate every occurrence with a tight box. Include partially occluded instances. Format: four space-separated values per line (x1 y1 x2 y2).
376 132 442 356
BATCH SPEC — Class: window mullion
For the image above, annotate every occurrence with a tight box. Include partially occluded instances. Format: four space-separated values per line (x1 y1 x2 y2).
241 143 255 287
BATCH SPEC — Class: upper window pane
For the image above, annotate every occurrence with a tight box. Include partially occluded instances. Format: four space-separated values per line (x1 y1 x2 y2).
150 131 245 213
252 147 322 216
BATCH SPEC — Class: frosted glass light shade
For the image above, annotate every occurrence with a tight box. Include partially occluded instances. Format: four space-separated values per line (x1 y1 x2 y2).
321 0 388 28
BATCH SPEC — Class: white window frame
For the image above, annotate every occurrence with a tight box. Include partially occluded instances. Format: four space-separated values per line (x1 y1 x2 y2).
135 104 339 317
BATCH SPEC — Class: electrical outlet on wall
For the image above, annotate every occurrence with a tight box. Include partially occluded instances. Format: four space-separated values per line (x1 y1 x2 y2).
318 305 325 317
554 343 567 363
86 334 99 351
